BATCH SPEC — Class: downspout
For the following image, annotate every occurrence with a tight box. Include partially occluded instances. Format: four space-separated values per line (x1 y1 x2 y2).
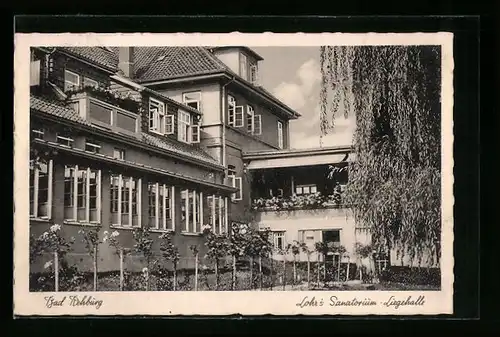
221 76 235 174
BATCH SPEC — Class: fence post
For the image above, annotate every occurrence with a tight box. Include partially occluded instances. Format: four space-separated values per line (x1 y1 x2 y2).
258 256 263 290
282 258 286 291
194 253 199 291
119 248 124 291
249 256 253 290
93 246 98 292
337 254 341 282
54 251 59 292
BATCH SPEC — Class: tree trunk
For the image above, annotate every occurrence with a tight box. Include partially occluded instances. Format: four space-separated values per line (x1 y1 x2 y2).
249 256 254 290
173 262 177 291
93 246 98 291
54 251 59 292
146 260 150 291
194 253 199 291
282 259 286 291
270 254 274 290
259 256 263 290
232 255 236 291
346 256 350 282
307 254 311 288
337 254 341 282
119 248 124 291
215 259 219 290
323 254 326 283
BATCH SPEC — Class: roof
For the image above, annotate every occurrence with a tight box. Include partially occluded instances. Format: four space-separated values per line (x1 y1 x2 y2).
211 46 264 61
243 145 352 159
30 94 222 169
55 46 301 118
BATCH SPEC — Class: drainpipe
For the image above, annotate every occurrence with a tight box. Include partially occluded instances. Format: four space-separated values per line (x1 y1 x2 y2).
221 76 235 175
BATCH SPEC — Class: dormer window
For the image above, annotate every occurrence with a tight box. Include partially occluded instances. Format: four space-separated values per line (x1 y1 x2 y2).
182 91 201 111
178 109 200 144
249 63 259 85
149 97 173 135
239 54 248 80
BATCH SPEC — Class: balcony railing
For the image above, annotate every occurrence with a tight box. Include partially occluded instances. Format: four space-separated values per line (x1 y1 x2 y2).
65 85 142 113
251 188 346 212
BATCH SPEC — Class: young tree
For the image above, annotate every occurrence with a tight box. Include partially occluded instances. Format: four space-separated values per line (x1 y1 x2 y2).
132 226 155 291
159 231 180 291
320 45 441 266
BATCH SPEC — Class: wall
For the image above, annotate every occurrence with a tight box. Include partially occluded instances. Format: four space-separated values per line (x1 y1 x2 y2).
254 207 357 262
212 49 240 75
225 89 288 150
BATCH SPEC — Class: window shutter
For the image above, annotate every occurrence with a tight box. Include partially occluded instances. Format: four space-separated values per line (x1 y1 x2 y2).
191 124 200 143
165 115 174 134
234 106 244 127
250 65 258 85
229 175 236 200
253 115 262 135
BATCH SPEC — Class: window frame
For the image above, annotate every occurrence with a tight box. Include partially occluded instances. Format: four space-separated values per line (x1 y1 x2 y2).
234 105 244 128
110 174 142 228
249 63 259 84
239 53 248 80
273 231 286 251
228 95 236 126
63 164 101 224
149 97 166 135
85 138 101 154
113 148 126 160
29 159 53 219
246 105 254 133
56 133 74 147
181 189 204 234
31 128 44 140
177 109 192 144
253 114 262 135
277 121 284 149
148 183 175 231
182 91 202 111
64 69 80 91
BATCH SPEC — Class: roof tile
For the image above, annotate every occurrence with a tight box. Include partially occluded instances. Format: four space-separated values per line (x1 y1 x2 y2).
30 95 92 126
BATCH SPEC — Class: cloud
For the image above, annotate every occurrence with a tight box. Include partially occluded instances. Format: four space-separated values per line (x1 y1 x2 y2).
272 58 321 111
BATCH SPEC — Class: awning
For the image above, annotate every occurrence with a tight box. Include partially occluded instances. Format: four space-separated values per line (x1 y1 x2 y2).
247 153 348 170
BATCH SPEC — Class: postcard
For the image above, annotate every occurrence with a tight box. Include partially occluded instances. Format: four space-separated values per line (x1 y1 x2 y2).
13 31 454 316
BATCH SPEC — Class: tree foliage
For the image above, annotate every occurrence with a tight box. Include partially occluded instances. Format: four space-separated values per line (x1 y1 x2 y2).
320 45 442 265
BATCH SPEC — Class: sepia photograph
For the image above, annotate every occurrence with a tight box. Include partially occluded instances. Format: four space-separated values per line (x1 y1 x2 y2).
14 32 454 315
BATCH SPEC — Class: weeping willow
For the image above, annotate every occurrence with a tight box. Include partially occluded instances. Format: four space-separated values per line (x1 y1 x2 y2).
320 45 441 266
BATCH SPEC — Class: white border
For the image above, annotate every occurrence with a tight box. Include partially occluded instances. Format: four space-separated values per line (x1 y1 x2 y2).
14 32 454 316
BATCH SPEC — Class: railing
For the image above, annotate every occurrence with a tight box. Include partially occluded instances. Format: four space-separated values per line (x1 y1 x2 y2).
251 190 346 212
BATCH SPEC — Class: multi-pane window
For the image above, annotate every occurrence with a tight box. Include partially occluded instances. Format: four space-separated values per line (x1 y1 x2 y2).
85 138 101 154
246 105 254 133
64 70 80 91
63 165 101 223
227 165 242 202
228 95 236 126
253 115 262 135
277 121 284 149
29 160 53 219
295 184 317 195
249 63 259 85
182 91 202 111
206 195 227 235
56 132 74 147
110 174 141 227
149 98 167 134
273 231 286 251
178 110 191 143
181 189 204 233
148 183 175 231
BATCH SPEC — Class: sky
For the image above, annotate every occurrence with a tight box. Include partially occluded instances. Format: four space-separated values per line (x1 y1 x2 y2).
251 47 355 149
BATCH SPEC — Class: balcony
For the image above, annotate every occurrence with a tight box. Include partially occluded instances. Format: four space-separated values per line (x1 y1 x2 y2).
66 86 141 137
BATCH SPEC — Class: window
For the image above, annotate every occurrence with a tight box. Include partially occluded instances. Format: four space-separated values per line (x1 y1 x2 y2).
83 77 99 88
113 148 125 160
277 121 284 149
228 95 236 126
63 165 101 223
246 105 254 133
178 110 191 143
239 54 248 80
191 124 200 143
110 174 141 227
295 184 317 195
273 232 286 251
148 183 175 231
181 189 204 233
64 70 80 91
234 105 244 127
253 115 262 135
56 132 74 147
85 138 101 154
149 98 166 134
227 165 242 202
165 115 174 135
182 91 202 111
29 160 53 219
249 64 259 84
31 128 44 140
207 195 227 235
